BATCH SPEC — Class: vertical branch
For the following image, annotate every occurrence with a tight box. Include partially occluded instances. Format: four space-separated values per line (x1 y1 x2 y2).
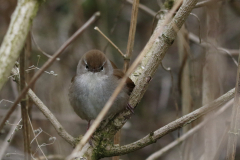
114 1 139 160
226 50 240 159
26 33 34 118
20 38 31 160
178 25 192 133
123 0 139 72
202 3 220 159
177 24 192 160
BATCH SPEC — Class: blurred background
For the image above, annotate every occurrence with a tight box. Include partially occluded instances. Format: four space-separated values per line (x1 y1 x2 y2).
1 0 240 159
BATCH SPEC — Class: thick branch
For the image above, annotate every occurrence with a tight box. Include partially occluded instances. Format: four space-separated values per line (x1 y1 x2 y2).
0 0 40 90
105 88 235 156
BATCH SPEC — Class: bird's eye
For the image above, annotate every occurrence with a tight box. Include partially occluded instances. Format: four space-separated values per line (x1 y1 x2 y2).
100 66 103 70
86 65 89 69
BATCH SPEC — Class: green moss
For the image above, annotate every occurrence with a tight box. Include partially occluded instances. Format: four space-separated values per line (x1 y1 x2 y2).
164 0 175 9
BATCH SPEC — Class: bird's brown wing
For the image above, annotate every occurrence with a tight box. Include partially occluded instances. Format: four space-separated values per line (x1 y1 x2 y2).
113 69 135 95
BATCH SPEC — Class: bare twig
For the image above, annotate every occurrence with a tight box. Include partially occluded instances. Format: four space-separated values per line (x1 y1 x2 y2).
195 0 224 8
124 0 139 72
213 123 230 160
31 32 57 59
126 0 156 17
0 11 101 132
35 155 64 160
226 49 240 160
126 0 224 16
146 99 233 160
0 80 20 159
104 88 235 156
94 27 125 58
28 115 47 159
189 32 239 57
0 108 21 159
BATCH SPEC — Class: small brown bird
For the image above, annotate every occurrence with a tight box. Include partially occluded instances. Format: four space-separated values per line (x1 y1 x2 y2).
68 50 135 129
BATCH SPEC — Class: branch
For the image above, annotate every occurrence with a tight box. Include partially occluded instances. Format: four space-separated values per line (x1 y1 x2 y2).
0 11 100 132
126 0 224 16
195 0 224 8
11 67 76 147
20 37 31 160
124 0 139 72
105 88 235 156
0 0 40 90
146 99 233 160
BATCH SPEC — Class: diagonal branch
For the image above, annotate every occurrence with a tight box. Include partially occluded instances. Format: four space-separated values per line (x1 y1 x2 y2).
11 67 76 147
105 88 235 156
146 99 234 160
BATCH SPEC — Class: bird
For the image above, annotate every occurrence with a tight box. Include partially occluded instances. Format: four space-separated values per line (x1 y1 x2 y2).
68 50 135 129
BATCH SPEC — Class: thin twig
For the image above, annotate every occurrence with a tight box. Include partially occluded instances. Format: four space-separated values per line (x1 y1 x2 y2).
94 27 125 58
189 32 239 64
195 0 224 8
103 0 127 53
146 99 233 160
31 31 57 60
35 155 64 160
124 0 139 72
126 0 156 17
213 123 230 160
28 115 47 160
0 11 100 132
0 107 21 159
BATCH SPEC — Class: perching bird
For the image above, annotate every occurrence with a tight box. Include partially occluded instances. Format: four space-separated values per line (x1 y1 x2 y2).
68 50 135 129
